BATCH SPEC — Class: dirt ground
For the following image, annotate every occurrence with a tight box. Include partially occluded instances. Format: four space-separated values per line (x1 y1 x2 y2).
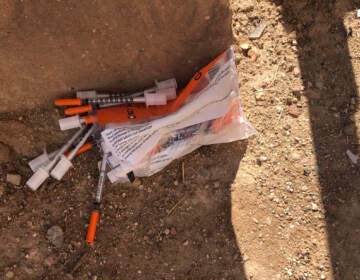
0 0 231 112
1 0 360 279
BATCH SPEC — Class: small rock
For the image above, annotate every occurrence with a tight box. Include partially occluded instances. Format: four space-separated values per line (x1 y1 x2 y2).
301 186 308 192
343 123 356 136
173 180 179 186
5 271 14 279
255 90 264 101
311 203 319 211
182 240 189 246
293 67 300 76
303 168 311 176
259 156 267 162
288 104 299 117
0 143 11 163
122 193 127 198
6 174 21 186
46 225 64 247
291 152 301 161
248 47 259 62
164 228 170 235
240 43 250 51
283 124 291 130
320 274 326 280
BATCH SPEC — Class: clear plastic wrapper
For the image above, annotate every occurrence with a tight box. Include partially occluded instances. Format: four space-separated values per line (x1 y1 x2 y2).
101 47 256 183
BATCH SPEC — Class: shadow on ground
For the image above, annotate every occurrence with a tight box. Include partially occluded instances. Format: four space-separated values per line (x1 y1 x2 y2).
0 138 248 279
275 0 360 278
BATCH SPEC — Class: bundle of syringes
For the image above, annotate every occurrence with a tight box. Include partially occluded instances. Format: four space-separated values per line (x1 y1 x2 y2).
25 46 256 244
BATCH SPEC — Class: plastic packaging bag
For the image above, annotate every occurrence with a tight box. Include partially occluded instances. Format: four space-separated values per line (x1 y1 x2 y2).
102 46 256 183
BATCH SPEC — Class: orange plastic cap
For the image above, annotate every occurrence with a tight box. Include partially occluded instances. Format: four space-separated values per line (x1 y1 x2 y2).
54 98 82 106
85 210 99 244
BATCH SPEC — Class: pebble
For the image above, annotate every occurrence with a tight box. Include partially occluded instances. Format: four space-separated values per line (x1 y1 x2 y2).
248 47 259 62
164 228 170 235
46 225 64 247
320 274 326 279
259 156 268 162
182 240 189 246
311 203 319 211
255 90 264 101
301 185 308 192
291 152 301 161
6 174 21 186
240 43 250 50
0 143 10 163
293 67 300 76
288 104 299 117
303 168 311 176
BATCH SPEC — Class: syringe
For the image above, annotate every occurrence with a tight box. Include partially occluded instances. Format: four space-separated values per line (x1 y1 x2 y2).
85 150 110 244
50 125 96 180
57 51 226 130
26 126 87 191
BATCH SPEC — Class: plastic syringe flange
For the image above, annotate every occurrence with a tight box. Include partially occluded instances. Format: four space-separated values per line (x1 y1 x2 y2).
59 115 83 131
26 167 49 191
50 155 73 180
155 78 177 90
144 92 167 106
158 87 177 100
